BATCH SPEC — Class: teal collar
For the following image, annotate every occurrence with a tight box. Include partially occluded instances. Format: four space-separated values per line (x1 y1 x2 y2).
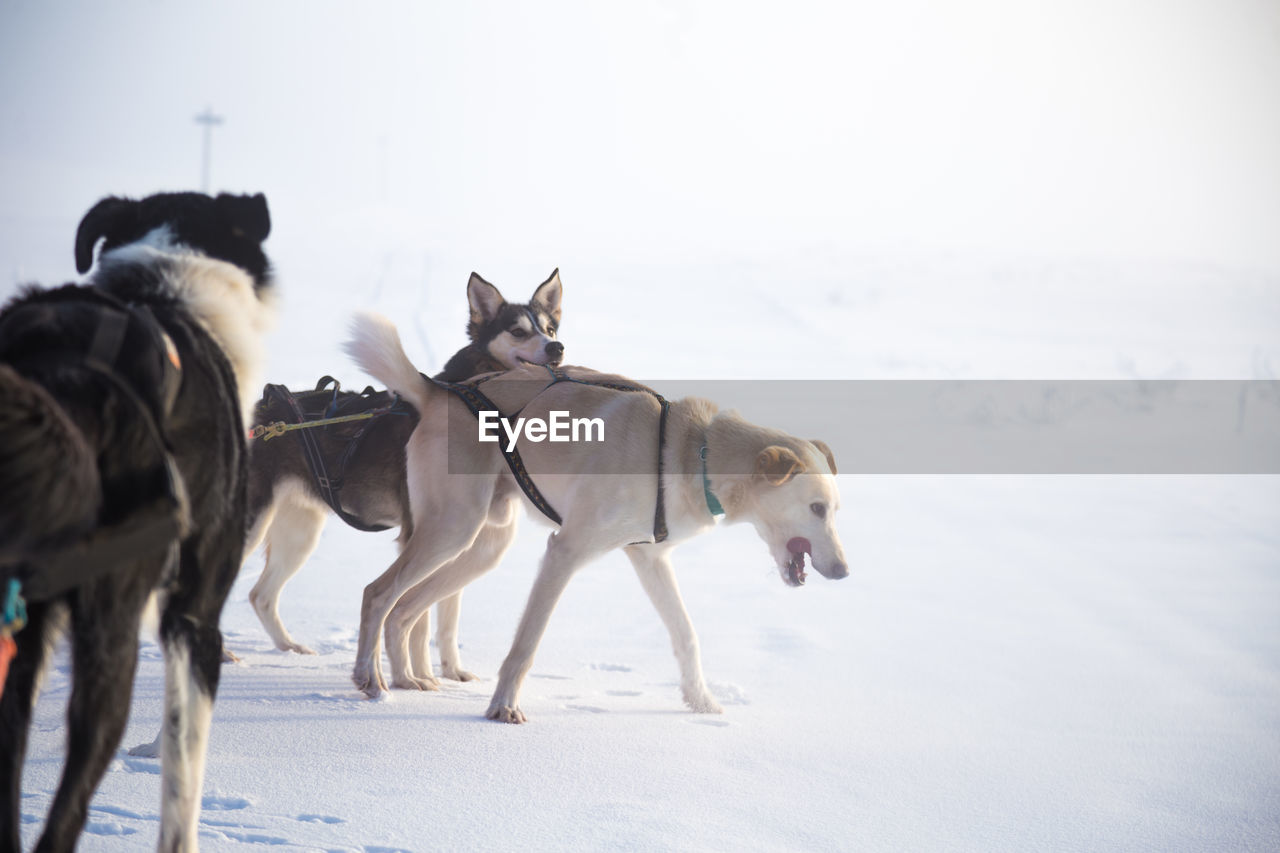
699 445 725 518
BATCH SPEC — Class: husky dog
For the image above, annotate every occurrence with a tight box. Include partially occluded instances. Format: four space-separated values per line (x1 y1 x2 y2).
345 313 848 721
242 271 563 679
0 192 275 850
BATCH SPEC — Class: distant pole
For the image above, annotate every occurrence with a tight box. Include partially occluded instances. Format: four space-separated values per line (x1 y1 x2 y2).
194 107 224 192
377 135 389 201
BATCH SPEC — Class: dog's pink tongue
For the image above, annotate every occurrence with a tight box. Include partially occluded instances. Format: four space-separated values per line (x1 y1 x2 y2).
784 537 811 586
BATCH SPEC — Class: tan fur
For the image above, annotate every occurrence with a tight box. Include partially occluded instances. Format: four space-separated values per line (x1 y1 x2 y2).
755 445 806 485
809 438 838 475
346 317 849 721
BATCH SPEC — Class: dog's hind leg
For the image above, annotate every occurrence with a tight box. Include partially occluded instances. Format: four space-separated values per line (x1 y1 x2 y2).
354 511 492 698
157 632 214 853
404 607 432 684
434 592 477 682
624 545 723 714
390 519 437 684
385 598 437 691
158 539 238 853
0 605 53 853
37 579 150 852
248 489 326 654
385 516 517 689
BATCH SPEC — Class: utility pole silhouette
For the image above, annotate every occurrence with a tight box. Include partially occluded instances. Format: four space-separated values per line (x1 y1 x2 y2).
194 107 223 192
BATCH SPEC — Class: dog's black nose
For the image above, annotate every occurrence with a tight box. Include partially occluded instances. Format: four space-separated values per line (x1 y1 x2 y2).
822 562 849 580
545 341 564 361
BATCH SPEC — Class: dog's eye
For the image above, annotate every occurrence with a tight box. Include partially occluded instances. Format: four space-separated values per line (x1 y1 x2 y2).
810 502 826 519
510 328 529 339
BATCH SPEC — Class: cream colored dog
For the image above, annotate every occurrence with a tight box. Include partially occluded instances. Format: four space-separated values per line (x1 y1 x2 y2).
345 312 848 722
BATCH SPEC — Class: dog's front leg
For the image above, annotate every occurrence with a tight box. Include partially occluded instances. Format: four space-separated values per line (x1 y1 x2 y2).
486 532 589 724
624 545 723 714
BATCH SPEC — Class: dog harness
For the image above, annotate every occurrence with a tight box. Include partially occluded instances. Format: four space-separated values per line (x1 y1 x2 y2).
254 378 413 533
0 289 187 615
432 365 672 544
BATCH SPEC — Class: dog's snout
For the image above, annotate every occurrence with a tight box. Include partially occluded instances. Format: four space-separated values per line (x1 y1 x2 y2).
545 341 564 361
823 562 849 580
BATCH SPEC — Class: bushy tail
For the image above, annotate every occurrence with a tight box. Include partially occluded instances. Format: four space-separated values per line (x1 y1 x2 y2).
0 365 101 562
343 312 434 413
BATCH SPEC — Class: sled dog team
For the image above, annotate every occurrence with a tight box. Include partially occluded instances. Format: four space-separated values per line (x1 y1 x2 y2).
0 192 847 850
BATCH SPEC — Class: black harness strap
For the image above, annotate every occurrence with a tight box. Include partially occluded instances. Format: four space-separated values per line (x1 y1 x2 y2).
261 381 405 533
3 293 187 602
431 366 672 543
430 375 564 526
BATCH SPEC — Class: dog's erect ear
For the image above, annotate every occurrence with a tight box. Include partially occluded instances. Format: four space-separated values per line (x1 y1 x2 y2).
468 272 506 325
809 439 837 475
74 196 135 274
215 192 271 242
755 445 806 486
532 268 562 326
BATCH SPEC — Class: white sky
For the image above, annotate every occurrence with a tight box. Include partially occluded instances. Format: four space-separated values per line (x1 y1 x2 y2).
2 0 1279 275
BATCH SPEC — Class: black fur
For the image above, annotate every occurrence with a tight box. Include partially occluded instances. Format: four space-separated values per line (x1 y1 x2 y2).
438 270 562 382
75 191 271 286
0 191 273 852
245 382 416 539
247 272 564 540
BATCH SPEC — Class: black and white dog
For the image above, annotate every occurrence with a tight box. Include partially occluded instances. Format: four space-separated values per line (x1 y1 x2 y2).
242 271 562 685
0 192 275 851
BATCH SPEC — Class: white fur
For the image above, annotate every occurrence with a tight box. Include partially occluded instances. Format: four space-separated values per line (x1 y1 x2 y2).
159 640 215 852
344 313 430 413
100 235 276 421
243 477 328 654
498 322 559 366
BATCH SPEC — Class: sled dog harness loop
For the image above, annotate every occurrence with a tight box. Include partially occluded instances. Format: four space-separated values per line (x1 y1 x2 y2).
431 365 672 543
1 580 25 633
255 383 409 533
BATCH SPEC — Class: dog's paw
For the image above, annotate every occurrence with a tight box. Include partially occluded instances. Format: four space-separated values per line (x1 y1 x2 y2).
221 648 242 664
280 641 316 655
683 688 724 715
392 673 441 691
441 664 479 682
485 704 527 724
126 736 161 758
352 666 388 699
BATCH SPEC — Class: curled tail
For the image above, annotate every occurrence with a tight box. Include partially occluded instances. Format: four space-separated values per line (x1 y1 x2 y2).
0 366 101 562
343 312 435 413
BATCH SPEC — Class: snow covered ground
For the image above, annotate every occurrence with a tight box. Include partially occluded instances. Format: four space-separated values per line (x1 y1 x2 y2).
10 248 1280 851
4 1 1280 850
